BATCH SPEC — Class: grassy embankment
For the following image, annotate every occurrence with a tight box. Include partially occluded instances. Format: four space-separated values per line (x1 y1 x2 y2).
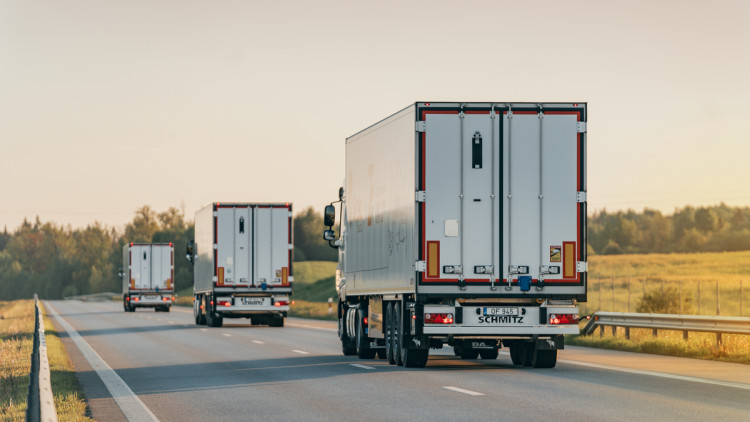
569 250 750 364
0 299 90 420
173 261 338 320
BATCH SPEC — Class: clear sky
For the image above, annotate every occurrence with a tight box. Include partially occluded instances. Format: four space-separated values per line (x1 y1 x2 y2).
1 0 749 230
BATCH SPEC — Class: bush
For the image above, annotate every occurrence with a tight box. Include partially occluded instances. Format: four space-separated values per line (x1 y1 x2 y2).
636 283 693 314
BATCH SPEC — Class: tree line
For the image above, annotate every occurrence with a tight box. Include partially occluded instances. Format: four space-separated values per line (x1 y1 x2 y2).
0 206 335 300
2 203 748 300
589 203 750 255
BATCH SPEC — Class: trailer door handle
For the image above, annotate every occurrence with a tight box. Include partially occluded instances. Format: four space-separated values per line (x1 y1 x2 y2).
239 216 245 234
472 131 482 169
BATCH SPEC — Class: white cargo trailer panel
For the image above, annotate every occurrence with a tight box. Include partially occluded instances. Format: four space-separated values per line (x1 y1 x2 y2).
194 203 293 293
341 102 586 299
122 243 174 292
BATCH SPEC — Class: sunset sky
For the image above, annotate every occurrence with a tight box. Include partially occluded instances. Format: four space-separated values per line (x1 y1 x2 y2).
1 0 748 229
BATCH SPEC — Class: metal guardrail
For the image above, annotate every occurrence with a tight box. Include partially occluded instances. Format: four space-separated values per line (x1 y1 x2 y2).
26 294 59 422
582 311 750 344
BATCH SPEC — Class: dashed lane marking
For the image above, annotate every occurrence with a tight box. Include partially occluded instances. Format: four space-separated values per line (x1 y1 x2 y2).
252 340 265 344
443 386 485 396
222 333 232 337
350 364 375 370
292 350 310 354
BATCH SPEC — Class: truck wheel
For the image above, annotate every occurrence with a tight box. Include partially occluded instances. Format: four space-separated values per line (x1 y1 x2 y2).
385 303 396 364
210 315 223 327
509 343 528 366
479 349 499 360
339 305 356 356
129 303 136 312
164 306 170 313
269 316 284 327
394 303 403 366
376 349 387 359
532 349 557 368
356 309 375 359
198 296 207 325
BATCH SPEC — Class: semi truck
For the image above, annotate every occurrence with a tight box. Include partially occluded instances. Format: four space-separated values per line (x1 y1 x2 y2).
187 202 293 327
323 102 587 368
121 243 175 312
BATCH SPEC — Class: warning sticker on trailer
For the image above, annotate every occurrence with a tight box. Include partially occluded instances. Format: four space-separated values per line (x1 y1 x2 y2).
550 246 562 262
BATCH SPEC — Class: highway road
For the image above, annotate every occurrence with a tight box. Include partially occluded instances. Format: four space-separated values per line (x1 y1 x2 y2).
46 300 750 422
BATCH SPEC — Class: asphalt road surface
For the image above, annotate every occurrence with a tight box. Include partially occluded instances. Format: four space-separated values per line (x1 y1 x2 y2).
46 300 750 422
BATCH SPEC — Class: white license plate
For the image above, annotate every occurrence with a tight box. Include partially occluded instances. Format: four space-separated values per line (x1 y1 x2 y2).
141 296 161 303
483 307 519 316
241 297 267 306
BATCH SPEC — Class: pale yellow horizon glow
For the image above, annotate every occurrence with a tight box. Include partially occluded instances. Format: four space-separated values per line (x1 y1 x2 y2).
1 0 749 230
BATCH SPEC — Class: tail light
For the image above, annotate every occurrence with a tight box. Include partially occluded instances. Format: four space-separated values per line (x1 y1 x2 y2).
162 297 169 302
126 297 130 302
133 297 140 302
363 316 368 326
217 300 231 307
424 313 453 324
172 296 176 302
274 300 289 307
549 313 579 325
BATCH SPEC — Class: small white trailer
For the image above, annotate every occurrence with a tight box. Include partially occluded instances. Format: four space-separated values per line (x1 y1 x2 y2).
121 243 175 312
187 202 293 327
324 102 587 367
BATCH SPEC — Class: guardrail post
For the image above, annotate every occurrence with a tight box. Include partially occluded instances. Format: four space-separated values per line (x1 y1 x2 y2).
599 325 604 337
683 330 688 340
611 325 616 336
625 327 630 340
716 332 722 346
652 328 657 337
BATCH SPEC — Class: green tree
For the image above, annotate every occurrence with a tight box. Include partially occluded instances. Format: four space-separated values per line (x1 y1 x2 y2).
293 207 337 261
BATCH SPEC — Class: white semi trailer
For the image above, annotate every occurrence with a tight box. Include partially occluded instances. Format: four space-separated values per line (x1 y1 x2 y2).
324 102 587 368
121 243 175 312
187 202 293 327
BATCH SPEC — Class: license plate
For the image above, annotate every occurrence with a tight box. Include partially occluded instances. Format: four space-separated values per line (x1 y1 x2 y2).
141 296 161 302
241 297 266 306
483 307 519 316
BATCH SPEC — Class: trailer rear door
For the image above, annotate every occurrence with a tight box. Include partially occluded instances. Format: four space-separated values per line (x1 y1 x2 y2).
419 105 585 296
216 204 292 288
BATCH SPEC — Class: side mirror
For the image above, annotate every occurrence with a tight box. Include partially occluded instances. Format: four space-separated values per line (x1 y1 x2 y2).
186 241 195 263
323 229 336 241
338 187 344 201
323 205 336 227
118 268 124 278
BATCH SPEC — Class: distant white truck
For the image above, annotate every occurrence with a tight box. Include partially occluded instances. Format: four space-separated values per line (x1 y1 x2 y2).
324 102 587 368
121 243 175 312
187 202 293 327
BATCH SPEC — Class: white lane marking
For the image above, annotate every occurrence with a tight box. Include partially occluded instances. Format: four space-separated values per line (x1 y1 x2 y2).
168 321 176 324
252 340 265 344
350 363 375 370
200 328 208 332
559 359 750 391
443 386 485 396
146 317 153 320
156 319 164 322
222 333 232 337
287 323 337 333
45 302 160 422
292 350 310 354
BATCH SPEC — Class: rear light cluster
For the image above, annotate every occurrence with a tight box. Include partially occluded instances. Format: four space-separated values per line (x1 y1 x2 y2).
424 313 454 324
133 297 140 302
162 297 169 302
549 313 579 325
217 300 231 307
274 300 289 307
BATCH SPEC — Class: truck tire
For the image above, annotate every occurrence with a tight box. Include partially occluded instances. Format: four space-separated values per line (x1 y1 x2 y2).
356 309 375 359
509 343 529 366
128 303 136 312
339 304 357 356
164 306 171 313
459 347 479 360
532 349 557 368
194 295 206 325
479 349 499 360
269 316 284 327
385 303 396 364
376 349 387 359
394 303 403 366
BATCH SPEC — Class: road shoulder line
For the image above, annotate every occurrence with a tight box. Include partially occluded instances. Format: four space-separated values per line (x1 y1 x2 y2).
45 301 161 422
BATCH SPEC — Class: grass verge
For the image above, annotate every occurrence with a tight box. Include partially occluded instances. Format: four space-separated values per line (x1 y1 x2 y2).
288 300 336 321
567 325 750 364
0 299 91 420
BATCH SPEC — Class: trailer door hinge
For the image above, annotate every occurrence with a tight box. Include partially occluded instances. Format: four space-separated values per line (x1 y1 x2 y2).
415 261 426 272
416 121 426 132
415 190 426 202
576 191 587 203
576 122 587 133
577 261 588 273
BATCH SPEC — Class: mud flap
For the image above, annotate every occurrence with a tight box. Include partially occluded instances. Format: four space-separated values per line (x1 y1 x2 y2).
535 335 564 350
